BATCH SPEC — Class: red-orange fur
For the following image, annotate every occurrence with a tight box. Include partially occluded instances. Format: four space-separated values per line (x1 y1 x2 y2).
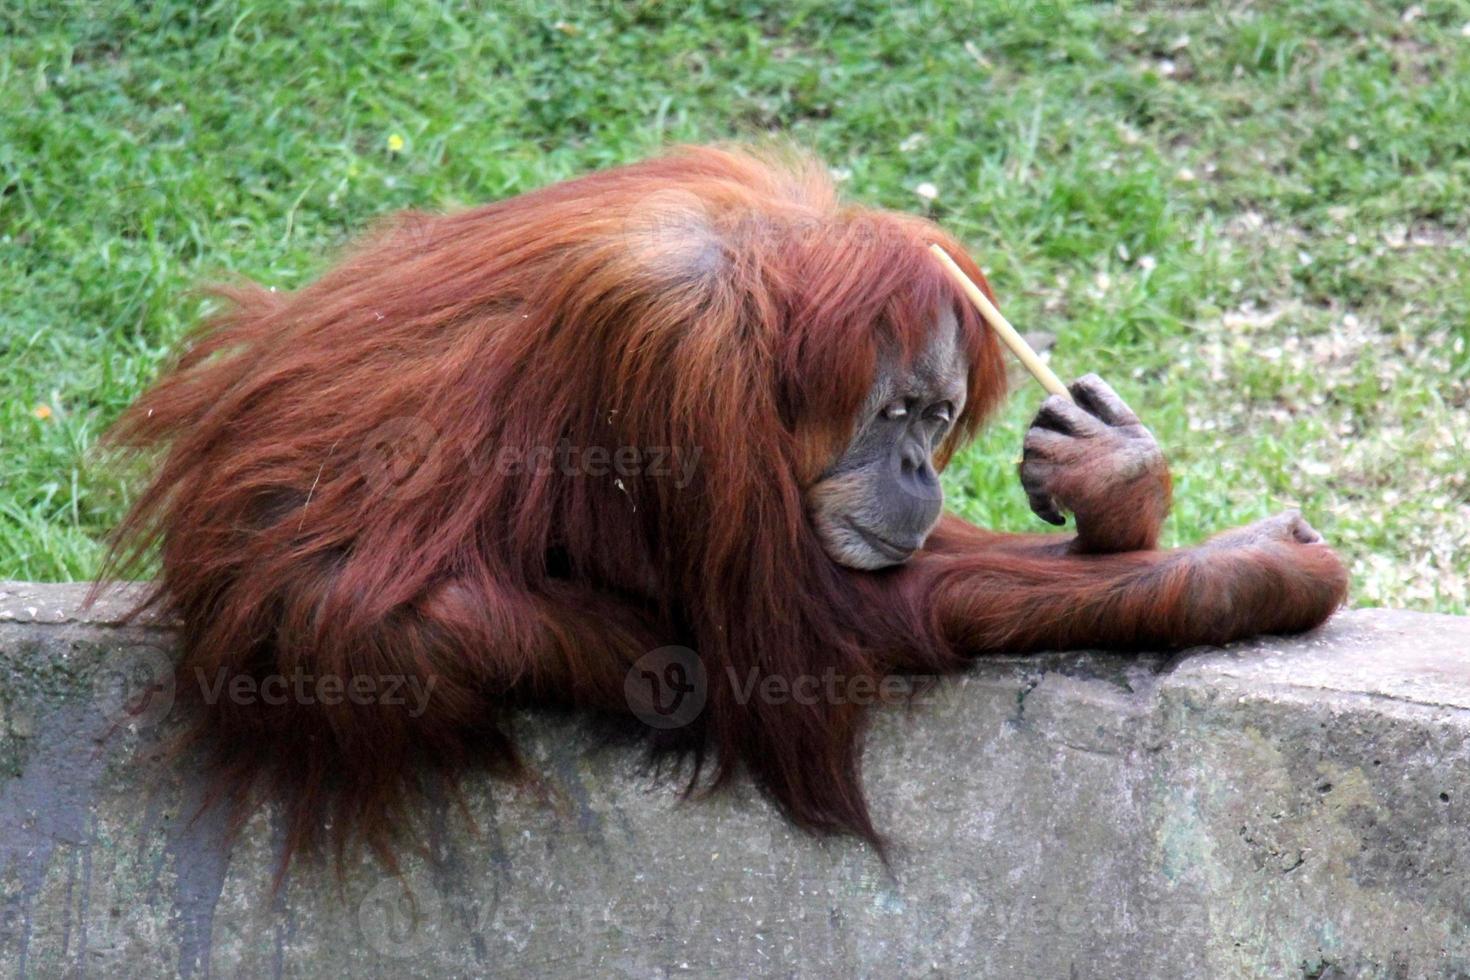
99 146 1347 875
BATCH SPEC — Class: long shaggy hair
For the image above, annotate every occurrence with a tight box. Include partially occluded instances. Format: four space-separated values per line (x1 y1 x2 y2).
100 146 1007 873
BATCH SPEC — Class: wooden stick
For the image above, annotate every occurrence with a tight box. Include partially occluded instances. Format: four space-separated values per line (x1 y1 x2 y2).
928 244 1072 402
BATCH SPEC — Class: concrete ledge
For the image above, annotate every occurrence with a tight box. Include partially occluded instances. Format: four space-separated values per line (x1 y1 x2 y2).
2 582 1468 978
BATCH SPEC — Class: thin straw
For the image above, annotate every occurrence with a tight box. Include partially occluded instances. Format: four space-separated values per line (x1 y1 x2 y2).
928 244 1072 401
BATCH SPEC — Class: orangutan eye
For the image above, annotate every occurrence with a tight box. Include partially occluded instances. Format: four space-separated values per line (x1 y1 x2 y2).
880 402 908 421
926 402 954 425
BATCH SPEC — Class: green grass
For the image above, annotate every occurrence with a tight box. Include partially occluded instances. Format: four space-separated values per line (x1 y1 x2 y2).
2 0 1467 611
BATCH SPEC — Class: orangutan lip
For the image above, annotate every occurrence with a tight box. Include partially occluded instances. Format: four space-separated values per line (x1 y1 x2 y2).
847 520 917 561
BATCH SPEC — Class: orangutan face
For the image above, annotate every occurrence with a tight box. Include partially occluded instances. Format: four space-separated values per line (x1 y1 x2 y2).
807 308 968 569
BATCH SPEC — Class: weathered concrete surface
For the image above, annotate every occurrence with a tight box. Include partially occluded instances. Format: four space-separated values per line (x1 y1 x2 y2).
1 581 1468 979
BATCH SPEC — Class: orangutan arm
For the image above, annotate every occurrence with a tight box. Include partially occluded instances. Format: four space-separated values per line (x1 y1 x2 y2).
904 512 1349 653
905 371 1346 652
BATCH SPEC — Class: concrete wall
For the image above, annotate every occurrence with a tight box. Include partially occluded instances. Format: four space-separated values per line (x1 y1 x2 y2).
1 581 1468 978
